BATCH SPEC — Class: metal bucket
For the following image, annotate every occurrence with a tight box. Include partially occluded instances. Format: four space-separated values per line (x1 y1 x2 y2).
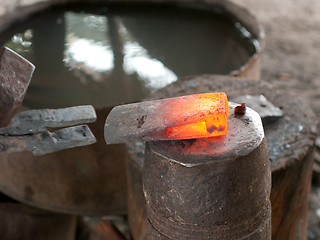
0 0 264 215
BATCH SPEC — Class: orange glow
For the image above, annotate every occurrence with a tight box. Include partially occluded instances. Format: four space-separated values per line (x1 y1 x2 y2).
165 92 228 140
166 121 207 138
174 136 227 155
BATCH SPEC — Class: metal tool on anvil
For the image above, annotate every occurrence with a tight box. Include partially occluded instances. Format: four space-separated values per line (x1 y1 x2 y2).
104 92 284 144
104 92 229 144
0 105 97 156
0 47 35 127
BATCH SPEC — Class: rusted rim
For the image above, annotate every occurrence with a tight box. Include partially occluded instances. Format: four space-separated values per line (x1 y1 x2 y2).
222 0 265 78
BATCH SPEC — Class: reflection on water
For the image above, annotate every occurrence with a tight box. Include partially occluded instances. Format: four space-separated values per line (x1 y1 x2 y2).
2 4 257 109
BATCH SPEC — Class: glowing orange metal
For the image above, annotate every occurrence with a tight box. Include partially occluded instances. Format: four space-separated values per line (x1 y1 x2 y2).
165 92 229 140
105 92 229 144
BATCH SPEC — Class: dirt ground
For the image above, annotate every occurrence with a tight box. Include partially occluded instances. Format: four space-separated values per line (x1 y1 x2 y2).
233 0 320 126
232 0 320 239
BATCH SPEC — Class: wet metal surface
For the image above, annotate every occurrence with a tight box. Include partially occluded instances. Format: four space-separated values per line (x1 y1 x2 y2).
0 47 34 127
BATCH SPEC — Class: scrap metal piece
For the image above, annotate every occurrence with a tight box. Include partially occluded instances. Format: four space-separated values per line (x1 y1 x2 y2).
0 47 35 127
0 125 96 156
234 102 246 115
0 105 96 136
30 125 96 156
231 95 283 124
0 105 97 156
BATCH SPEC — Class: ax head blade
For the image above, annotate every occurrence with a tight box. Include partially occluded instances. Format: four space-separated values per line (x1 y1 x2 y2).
0 47 35 127
104 92 229 144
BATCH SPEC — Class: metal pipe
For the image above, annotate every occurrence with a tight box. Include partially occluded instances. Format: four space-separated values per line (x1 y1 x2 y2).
143 103 271 239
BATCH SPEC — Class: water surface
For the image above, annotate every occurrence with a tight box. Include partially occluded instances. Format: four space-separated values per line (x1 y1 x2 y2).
2 3 257 109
